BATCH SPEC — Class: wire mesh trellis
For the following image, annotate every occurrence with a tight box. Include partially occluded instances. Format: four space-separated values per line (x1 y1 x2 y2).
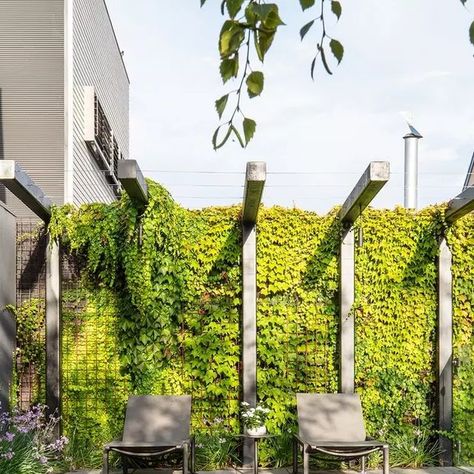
15 219 47 410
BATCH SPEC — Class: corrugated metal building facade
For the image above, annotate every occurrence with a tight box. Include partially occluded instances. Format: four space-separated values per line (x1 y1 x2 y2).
0 0 129 216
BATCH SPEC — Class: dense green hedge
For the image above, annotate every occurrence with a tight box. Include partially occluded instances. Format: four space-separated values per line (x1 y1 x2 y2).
46 181 474 468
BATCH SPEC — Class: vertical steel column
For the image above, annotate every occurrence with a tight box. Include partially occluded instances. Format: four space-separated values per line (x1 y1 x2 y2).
241 161 266 468
438 237 452 465
46 238 61 433
340 227 355 393
0 203 16 411
242 223 257 466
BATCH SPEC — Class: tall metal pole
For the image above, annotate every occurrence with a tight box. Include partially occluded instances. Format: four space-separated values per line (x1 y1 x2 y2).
403 130 422 209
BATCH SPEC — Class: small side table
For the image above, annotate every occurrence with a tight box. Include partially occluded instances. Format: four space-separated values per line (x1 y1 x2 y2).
237 433 274 474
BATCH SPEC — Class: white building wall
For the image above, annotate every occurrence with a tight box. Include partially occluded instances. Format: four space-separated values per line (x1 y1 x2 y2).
71 0 129 205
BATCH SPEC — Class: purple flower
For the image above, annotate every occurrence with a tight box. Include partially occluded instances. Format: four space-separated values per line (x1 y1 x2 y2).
4 431 15 442
2 451 14 460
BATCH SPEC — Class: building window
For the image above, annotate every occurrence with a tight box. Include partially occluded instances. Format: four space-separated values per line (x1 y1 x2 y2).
84 86 122 195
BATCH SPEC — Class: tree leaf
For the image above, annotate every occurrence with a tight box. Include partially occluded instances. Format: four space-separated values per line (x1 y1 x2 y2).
331 1 342 20
230 125 245 147
310 56 317 80
263 6 285 29
219 21 244 58
300 20 314 41
255 29 276 61
219 56 239 83
329 38 344 64
226 0 245 19
299 0 316 11
246 71 264 98
212 125 233 150
215 94 229 119
470 21 474 46
318 44 332 75
243 117 256 145
200 0 207 6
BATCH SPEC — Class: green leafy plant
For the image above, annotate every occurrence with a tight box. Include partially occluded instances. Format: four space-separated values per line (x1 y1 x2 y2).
45 181 474 468
388 428 441 468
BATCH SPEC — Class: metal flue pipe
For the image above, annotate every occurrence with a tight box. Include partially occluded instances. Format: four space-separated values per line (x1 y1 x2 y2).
403 124 423 209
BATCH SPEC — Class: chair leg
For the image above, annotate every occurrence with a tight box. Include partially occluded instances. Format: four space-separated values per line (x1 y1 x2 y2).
183 443 189 474
102 448 109 474
383 446 389 474
361 455 366 474
303 446 309 474
122 455 128 474
292 439 298 474
191 438 196 474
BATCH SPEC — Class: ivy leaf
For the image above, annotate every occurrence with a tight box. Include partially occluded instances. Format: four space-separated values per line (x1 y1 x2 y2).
219 56 239 83
246 71 264 98
329 38 344 64
331 1 342 20
212 125 233 150
299 0 315 11
318 44 332 75
215 94 229 119
300 20 314 41
470 21 474 46
243 117 256 145
226 0 245 19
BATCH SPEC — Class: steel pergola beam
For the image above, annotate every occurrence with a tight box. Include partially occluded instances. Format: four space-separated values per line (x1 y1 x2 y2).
242 161 266 225
117 159 148 205
339 161 390 224
0 160 52 221
445 187 474 224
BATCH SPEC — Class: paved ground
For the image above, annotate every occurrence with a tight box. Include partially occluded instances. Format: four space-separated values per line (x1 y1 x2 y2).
67 467 474 474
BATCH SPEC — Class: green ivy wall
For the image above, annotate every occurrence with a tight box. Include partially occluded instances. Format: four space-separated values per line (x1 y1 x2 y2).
46 181 474 467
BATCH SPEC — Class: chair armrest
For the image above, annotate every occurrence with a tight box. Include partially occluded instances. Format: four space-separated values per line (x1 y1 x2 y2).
293 434 307 446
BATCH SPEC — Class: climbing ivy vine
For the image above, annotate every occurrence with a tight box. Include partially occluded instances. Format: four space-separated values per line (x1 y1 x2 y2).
47 183 474 468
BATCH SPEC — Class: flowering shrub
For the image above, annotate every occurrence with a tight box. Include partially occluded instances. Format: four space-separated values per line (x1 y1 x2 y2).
0 403 68 473
241 402 270 429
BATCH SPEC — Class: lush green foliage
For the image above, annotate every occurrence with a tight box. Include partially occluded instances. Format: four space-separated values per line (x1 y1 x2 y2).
48 182 474 468
448 216 474 464
354 207 442 437
201 0 474 148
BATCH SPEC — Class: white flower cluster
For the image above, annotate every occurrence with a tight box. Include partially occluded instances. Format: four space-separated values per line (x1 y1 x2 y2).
241 402 270 429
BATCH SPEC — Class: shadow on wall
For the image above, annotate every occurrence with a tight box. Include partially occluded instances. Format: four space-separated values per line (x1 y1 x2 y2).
0 89 6 203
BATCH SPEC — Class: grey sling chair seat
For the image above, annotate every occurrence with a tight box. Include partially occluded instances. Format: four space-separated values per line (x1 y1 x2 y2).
103 395 195 474
293 393 389 474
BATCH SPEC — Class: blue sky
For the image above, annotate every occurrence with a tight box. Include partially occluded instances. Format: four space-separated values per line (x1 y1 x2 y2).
107 0 473 213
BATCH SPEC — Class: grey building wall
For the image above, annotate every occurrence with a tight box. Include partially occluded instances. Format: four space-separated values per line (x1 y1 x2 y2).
0 0 64 217
71 0 129 204
0 203 17 410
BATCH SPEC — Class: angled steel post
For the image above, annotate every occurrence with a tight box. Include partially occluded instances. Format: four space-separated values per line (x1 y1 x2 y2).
241 161 266 468
339 161 390 393
0 161 61 432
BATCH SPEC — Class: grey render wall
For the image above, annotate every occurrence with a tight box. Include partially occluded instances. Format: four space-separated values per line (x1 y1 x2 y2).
0 203 17 410
0 0 64 217
71 0 130 205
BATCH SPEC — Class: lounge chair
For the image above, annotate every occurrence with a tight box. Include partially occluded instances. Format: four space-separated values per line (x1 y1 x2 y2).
293 393 389 474
103 395 195 474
